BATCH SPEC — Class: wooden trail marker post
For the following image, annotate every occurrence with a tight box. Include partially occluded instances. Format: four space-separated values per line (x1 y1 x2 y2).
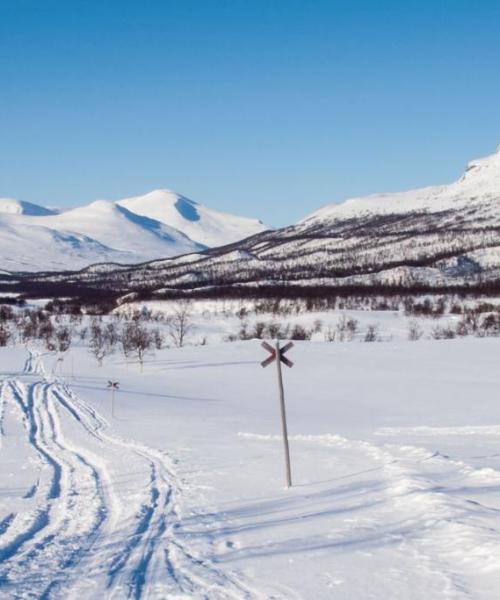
107 380 119 418
261 341 294 488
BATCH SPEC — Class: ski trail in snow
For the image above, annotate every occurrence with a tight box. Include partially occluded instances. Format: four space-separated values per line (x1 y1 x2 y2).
57 384 267 599
0 379 108 598
239 432 500 599
0 352 283 600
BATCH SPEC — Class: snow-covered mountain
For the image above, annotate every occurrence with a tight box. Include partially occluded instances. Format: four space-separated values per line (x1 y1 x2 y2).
0 191 267 272
117 189 268 247
15 145 500 300
0 197 55 217
302 144 500 226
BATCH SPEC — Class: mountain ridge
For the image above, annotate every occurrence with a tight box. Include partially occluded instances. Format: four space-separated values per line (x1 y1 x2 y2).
0 190 268 272
6 145 498 303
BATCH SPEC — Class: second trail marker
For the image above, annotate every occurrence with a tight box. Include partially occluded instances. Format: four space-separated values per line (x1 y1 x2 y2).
261 341 294 488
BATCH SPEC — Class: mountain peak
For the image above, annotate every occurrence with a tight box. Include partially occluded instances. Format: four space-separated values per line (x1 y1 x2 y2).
0 197 55 216
117 190 268 247
460 145 500 183
303 145 500 225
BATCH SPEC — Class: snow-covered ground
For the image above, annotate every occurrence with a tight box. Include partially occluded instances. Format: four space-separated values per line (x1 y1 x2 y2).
1 334 500 599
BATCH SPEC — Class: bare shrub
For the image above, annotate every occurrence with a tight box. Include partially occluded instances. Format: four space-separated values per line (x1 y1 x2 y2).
431 326 456 340
55 326 72 353
407 319 423 341
336 315 359 342
89 319 116 366
324 326 336 342
0 323 12 347
364 324 379 342
167 300 193 348
312 319 323 333
290 324 311 340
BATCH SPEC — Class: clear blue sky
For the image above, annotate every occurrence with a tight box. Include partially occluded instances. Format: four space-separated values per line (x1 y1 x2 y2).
1 0 500 226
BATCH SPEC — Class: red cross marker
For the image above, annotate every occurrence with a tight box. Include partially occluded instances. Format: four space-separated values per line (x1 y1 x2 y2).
260 341 294 488
261 341 294 368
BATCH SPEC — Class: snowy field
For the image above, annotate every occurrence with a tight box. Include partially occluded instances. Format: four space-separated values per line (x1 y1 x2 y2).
1 336 500 599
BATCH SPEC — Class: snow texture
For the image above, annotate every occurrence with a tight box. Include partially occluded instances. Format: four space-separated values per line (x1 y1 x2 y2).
1 337 500 599
0 191 268 272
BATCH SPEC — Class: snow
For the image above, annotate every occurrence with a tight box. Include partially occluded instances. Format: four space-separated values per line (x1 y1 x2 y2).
0 191 268 272
0 218 133 273
0 198 55 217
117 189 269 248
1 334 500 598
0 200 204 272
31 200 205 260
302 145 500 225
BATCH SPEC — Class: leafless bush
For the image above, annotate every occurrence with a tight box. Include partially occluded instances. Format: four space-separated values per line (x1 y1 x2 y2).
431 326 456 340
312 319 323 333
479 313 500 336
407 319 423 341
0 323 12 347
152 327 164 350
290 324 311 340
336 315 359 341
55 326 72 353
0 305 14 322
324 326 336 342
364 324 379 342
166 300 193 347
121 321 154 371
89 319 116 366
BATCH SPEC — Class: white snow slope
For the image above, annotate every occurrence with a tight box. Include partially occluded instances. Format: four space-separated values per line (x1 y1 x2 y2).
0 191 268 272
302 144 500 226
0 198 55 217
117 189 269 248
0 201 203 272
1 338 500 599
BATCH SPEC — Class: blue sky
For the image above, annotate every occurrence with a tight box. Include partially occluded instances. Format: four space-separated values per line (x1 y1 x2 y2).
1 0 500 225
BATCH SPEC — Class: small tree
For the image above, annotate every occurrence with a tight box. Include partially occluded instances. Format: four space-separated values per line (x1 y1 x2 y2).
89 320 115 367
55 326 72 353
167 300 193 348
120 322 135 361
127 322 153 372
364 324 379 342
0 323 12 347
407 319 423 341
336 315 358 342
152 327 164 350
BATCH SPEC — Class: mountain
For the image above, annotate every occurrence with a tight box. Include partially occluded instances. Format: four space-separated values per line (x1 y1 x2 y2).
10 145 499 301
0 198 55 216
0 191 268 272
0 218 133 273
31 200 205 258
302 145 500 226
0 200 204 272
117 189 268 247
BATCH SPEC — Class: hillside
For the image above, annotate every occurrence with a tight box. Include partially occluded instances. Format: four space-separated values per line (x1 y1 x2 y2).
117 189 268 247
9 146 500 302
0 198 55 217
0 192 267 272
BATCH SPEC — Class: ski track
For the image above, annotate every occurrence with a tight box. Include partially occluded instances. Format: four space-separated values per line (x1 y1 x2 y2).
4 349 499 598
0 351 273 600
238 432 500 598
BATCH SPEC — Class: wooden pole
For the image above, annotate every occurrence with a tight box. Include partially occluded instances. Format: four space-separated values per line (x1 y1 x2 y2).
275 341 292 488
